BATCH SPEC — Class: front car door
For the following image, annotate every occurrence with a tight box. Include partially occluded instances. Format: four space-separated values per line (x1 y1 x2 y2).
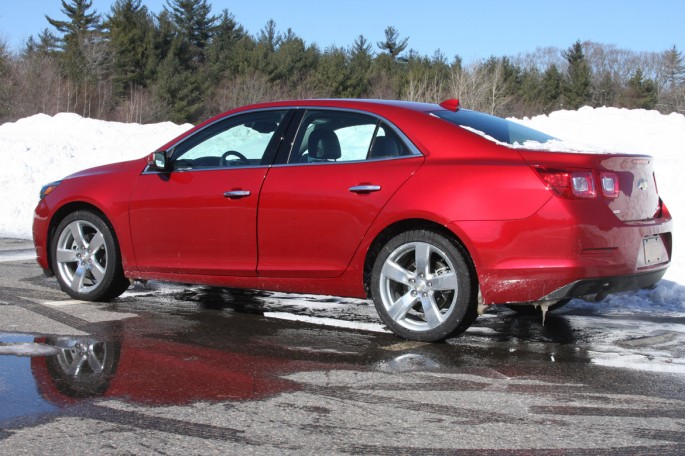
258 109 424 278
129 109 290 276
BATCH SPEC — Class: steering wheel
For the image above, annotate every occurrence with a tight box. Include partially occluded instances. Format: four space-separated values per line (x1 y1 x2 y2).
221 150 248 167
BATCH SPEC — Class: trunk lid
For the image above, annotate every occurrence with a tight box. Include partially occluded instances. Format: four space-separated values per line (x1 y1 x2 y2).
520 151 661 222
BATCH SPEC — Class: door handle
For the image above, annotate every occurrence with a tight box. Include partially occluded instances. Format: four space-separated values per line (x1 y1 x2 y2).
223 190 251 199
349 185 381 194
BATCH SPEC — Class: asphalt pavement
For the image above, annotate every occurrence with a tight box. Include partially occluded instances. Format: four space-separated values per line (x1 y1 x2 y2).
1 237 684 455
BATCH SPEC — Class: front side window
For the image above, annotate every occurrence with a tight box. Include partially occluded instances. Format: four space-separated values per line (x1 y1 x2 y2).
172 110 287 170
287 110 412 164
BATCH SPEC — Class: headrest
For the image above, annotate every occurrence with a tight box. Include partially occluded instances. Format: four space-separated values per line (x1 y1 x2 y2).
369 135 400 158
308 129 341 160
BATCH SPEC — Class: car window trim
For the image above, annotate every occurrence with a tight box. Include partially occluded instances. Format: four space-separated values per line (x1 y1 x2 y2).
272 106 423 166
142 108 295 174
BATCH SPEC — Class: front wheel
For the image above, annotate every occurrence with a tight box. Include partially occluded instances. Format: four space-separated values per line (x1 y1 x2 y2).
370 230 477 342
51 210 130 301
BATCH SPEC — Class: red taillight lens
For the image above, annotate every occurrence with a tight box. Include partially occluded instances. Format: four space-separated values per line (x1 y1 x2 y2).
535 168 596 199
599 171 619 198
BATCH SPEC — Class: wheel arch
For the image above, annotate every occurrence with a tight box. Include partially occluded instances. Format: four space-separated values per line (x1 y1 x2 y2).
362 218 479 299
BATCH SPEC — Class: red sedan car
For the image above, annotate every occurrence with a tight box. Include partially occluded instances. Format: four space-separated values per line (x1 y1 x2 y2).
33 99 673 341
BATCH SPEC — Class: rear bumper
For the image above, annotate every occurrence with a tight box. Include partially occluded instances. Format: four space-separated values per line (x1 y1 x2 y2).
539 267 667 302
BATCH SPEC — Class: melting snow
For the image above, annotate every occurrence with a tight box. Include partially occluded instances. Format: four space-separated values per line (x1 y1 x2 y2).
0 342 60 357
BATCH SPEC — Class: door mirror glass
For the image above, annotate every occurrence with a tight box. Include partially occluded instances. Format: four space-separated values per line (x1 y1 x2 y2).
147 151 167 171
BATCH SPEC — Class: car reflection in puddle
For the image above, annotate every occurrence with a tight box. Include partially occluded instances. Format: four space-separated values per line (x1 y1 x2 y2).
30 333 324 408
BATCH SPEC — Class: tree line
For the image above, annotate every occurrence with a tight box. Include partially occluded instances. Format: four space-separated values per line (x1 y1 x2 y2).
1 0 683 125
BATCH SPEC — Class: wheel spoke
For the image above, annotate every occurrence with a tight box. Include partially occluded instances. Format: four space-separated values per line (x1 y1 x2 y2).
56 247 79 264
67 354 86 376
431 271 458 291
387 291 418 321
86 351 104 374
90 262 106 283
68 221 88 248
420 295 444 328
88 231 105 253
70 264 87 292
381 260 412 285
414 243 431 277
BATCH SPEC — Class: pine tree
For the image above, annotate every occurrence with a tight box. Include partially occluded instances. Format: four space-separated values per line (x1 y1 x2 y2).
562 40 592 109
663 45 684 89
347 35 373 97
106 0 151 98
206 9 248 80
270 29 319 87
376 26 408 60
24 29 60 57
164 0 218 64
153 37 206 123
622 68 657 109
541 64 562 112
46 0 103 84
46 0 106 116
314 46 349 97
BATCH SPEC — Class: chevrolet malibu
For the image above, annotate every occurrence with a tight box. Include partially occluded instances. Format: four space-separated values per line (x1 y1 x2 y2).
33 99 673 341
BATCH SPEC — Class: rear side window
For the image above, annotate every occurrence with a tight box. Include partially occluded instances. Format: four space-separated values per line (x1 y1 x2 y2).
288 110 413 164
433 109 554 145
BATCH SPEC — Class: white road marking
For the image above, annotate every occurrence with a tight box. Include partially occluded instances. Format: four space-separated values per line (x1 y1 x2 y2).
0 250 36 262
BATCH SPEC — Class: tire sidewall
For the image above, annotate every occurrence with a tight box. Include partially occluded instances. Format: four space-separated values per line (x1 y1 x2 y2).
371 230 474 342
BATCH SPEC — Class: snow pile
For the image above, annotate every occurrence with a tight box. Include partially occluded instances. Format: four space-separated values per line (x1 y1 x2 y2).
0 113 192 239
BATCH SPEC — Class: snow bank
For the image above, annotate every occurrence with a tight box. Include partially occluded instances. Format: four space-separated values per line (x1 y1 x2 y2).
0 113 192 239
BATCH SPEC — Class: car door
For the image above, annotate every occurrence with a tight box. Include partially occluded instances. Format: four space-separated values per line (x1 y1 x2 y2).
257 109 424 278
128 109 290 276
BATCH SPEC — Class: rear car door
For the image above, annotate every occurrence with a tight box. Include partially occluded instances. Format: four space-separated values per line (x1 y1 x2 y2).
257 109 424 278
128 109 290 276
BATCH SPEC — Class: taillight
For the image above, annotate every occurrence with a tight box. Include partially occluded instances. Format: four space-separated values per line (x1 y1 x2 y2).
534 168 596 199
599 172 619 198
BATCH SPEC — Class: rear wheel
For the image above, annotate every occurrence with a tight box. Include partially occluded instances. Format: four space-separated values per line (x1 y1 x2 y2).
371 230 476 342
51 210 129 301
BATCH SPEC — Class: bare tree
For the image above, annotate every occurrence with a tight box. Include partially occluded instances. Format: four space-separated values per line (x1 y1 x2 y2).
448 61 510 115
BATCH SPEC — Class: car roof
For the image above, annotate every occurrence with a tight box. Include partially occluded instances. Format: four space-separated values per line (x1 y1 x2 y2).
227 98 439 114
160 99 453 154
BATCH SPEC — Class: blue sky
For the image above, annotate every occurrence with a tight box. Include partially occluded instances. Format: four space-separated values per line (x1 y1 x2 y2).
1 0 684 62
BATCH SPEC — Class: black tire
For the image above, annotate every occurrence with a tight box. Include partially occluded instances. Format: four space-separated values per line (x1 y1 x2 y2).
50 210 129 301
370 230 477 342
506 299 571 315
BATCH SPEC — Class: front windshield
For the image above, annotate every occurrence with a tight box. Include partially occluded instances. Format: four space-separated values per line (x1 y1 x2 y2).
432 109 555 145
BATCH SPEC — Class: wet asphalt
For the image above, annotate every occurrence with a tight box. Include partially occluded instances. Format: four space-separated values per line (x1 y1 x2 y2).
1 238 684 455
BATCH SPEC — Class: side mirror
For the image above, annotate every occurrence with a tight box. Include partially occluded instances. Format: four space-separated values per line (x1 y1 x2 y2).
147 151 168 171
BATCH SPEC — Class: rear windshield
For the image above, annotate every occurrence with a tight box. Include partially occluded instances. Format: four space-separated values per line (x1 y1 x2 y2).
432 109 555 145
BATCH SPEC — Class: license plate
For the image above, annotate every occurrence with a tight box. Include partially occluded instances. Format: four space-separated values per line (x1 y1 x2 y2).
643 235 668 265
